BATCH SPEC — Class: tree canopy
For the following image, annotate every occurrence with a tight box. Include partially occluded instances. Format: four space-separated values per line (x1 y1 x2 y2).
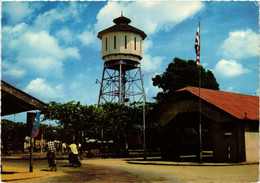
152 57 219 102
1 119 28 154
41 101 159 152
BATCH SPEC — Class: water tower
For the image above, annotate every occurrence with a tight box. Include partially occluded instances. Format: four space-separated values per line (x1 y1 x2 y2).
97 15 147 105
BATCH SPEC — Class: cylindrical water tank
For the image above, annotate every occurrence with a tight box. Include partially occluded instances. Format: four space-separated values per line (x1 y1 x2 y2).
97 15 147 64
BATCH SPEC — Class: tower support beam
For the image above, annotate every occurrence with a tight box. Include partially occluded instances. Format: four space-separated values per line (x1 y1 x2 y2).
98 61 145 105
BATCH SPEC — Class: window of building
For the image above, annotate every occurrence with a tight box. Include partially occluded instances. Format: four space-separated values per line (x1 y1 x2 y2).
134 37 136 50
125 36 127 49
114 36 116 49
106 37 107 51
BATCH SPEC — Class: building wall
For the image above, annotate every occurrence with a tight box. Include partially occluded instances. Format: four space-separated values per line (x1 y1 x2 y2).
244 121 259 163
245 132 259 162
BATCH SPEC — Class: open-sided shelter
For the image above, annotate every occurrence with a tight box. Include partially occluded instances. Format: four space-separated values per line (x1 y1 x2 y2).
1 80 47 116
157 86 259 163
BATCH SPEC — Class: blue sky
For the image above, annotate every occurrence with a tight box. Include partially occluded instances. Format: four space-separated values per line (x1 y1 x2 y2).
2 1 259 123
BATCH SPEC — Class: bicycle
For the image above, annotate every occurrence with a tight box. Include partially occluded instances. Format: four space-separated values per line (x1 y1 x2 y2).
48 153 57 171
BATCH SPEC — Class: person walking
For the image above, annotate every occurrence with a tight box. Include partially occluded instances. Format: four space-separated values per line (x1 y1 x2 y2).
46 137 57 170
68 141 81 166
62 142 67 154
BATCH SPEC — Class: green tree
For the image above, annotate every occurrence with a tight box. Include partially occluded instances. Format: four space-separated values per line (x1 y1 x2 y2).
152 57 219 103
36 124 61 142
41 100 160 154
1 120 27 154
101 103 129 153
41 101 84 143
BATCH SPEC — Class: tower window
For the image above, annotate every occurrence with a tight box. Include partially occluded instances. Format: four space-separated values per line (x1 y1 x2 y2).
134 37 136 50
106 37 107 51
125 36 127 49
114 36 116 49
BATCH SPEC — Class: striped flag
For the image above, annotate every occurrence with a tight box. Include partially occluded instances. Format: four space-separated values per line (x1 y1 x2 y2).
195 23 200 67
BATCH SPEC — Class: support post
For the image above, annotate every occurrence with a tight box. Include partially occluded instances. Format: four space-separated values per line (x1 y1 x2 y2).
29 137 34 172
197 18 202 164
98 68 106 105
41 133 43 154
119 64 122 104
139 68 146 160
199 55 202 164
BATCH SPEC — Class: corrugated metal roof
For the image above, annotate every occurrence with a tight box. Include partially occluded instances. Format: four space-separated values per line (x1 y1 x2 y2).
177 86 259 120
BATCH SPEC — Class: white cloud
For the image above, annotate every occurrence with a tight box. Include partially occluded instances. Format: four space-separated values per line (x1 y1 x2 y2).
2 22 28 36
78 30 99 48
21 57 64 78
141 40 164 72
2 2 33 24
70 82 81 90
141 54 164 73
4 30 80 78
220 29 259 59
2 61 26 79
2 3 89 80
24 78 65 101
94 1 204 35
56 29 73 43
13 31 80 59
214 59 250 78
34 9 67 30
226 86 234 92
144 73 162 101
33 2 88 31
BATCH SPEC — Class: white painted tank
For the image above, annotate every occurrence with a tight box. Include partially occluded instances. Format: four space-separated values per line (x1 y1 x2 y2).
97 15 147 63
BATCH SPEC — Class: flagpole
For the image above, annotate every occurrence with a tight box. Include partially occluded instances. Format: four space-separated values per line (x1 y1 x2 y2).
195 17 202 164
198 19 202 164
195 17 202 163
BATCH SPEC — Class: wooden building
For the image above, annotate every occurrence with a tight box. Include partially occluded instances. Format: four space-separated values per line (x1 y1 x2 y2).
157 86 259 163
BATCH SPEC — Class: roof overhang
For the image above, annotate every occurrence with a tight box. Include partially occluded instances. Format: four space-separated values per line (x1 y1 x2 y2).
97 24 147 40
1 80 47 116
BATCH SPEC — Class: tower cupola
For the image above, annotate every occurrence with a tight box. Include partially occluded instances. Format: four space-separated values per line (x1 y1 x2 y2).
113 15 131 25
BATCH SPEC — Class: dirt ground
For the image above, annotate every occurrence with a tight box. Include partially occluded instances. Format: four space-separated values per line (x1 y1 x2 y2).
1 158 259 182
1 164 65 182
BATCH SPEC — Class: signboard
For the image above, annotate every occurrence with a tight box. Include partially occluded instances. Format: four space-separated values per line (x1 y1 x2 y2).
224 132 232 136
28 112 40 138
31 126 39 138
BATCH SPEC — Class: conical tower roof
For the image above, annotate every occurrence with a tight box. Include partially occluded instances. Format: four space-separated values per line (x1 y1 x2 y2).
113 15 131 24
97 15 147 40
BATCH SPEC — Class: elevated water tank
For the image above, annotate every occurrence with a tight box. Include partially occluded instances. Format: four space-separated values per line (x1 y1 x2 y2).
97 15 147 65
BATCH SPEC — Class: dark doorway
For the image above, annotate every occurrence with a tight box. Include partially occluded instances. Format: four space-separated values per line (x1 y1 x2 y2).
161 112 214 162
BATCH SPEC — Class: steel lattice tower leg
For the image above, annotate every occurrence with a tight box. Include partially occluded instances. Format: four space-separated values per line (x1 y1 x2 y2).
98 61 145 105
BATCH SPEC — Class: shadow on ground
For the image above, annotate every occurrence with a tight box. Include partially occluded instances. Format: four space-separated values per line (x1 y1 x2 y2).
125 156 214 163
1 171 18 174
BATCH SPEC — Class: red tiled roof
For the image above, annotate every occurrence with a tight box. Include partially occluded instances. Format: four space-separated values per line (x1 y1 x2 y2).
177 86 259 120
